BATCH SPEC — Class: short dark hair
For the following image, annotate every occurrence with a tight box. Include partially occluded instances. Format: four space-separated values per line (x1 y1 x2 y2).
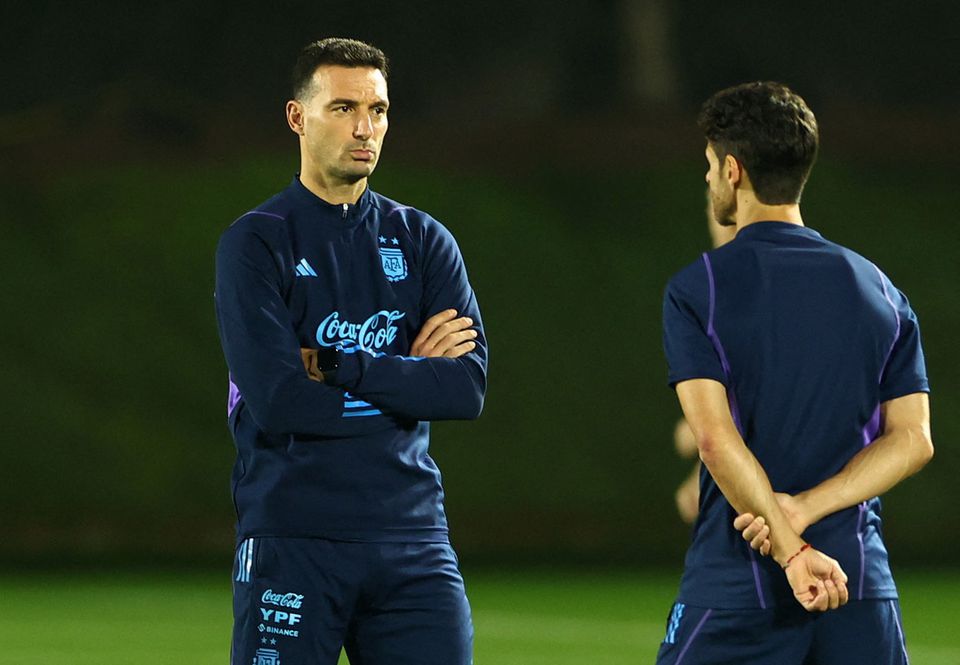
292 37 389 100
698 82 819 205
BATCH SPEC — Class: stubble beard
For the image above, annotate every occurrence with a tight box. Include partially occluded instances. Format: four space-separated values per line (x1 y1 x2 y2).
712 187 737 227
335 146 380 183
327 156 377 185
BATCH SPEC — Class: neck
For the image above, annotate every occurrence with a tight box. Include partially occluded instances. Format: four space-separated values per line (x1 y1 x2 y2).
735 193 804 231
299 169 367 206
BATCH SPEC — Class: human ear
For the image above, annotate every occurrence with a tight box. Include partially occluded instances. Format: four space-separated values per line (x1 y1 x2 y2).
286 100 305 136
724 154 742 186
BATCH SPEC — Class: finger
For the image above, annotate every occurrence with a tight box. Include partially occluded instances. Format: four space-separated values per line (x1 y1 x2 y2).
760 539 771 557
750 524 770 551
817 580 830 612
825 579 839 610
411 311 457 354
301 348 323 382
410 309 458 353
733 513 757 531
442 340 477 359
740 516 765 542
415 316 474 356
822 556 849 587
833 565 849 585
827 562 850 606
797 588 819 613
837 581 849 606
430 328 478 357
800 580 827 613
422 316 473 352
814 580 828 612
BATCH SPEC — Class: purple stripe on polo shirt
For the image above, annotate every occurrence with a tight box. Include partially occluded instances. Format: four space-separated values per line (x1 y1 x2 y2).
702 254 745 436
855 502 867 600
747 548 767 609
875 265 902 379
702 253 766 609
862 404 881 447
850 267 903 602
227 375 242 416
246 210 285 221
856 404 881 600
675 609 713 665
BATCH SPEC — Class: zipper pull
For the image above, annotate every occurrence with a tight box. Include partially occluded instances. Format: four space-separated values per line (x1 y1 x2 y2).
342 203 349 219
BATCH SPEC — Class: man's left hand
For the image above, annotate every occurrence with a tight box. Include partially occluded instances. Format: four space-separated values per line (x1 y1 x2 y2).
410 309 477 358
301 348 325 382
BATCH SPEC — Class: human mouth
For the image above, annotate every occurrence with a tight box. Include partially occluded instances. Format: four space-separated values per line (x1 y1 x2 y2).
350 149 374 161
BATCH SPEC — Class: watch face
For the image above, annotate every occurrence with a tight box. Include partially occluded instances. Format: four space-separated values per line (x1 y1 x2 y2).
315 346 340 372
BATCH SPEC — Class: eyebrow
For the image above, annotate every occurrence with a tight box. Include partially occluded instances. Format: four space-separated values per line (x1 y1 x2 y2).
327 98 390 108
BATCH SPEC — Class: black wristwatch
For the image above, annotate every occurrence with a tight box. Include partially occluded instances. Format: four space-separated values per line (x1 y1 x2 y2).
315 345 341 384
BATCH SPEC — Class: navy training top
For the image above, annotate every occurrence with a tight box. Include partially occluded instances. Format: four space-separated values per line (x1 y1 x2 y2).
663 221 928 609
215 176 487 544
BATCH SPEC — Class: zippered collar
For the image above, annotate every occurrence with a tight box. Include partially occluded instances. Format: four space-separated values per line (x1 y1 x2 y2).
288 174 374 225
735 221 822 241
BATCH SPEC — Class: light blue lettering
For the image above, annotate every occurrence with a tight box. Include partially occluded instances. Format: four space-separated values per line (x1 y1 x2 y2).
317 310 405 351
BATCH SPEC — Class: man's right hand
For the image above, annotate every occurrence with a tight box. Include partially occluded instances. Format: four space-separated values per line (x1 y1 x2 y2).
410 309 477 358
733 492 814 555
783 546 849 612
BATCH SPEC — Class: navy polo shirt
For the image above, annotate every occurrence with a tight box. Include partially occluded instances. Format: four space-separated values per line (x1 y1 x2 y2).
215 177 487 544
663 221 928 609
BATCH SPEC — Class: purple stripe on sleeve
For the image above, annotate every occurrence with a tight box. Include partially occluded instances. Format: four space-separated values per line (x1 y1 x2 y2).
856 266 898 604
702 254 744 436
227 375 242 416
675 609 713 665
875 265 902 379
702 253 765 608
862 404 881 447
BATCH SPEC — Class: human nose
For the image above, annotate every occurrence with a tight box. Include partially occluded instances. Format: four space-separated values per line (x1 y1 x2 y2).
354 114 373 140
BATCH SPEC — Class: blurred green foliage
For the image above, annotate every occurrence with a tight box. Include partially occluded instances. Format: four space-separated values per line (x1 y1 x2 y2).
1 154 956 565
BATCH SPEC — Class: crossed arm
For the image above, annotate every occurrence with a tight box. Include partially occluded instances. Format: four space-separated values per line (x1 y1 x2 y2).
675 378 850 612
736 392 933 553
302 309 477 379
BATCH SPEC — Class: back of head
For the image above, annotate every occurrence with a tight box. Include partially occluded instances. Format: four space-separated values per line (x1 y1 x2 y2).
292 37 389 101
698 82 819 205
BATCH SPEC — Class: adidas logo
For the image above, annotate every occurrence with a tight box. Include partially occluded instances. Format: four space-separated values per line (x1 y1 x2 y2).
295 258 318 278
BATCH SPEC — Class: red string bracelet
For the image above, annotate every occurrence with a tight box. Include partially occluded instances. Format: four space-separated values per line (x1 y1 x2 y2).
783 543 811 569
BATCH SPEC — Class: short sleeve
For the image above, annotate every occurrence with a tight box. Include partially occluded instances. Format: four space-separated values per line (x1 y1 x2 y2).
662 264 727 389
879 285 929 403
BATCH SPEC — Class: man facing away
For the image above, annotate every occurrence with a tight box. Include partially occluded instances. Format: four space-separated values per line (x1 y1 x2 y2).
215 38 486 665
658 81 932 664
673 192 737 525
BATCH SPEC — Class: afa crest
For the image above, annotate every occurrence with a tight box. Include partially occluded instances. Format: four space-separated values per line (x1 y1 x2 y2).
379 247 408 282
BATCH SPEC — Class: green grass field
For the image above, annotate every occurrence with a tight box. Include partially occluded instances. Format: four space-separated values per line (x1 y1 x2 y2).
1 568 958 664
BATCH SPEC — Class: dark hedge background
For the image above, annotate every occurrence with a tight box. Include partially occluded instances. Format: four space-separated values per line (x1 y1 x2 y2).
1 2 956 566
